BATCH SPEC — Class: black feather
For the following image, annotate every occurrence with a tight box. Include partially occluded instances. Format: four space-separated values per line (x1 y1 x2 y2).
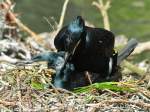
54 16 115 77
31 51 75 89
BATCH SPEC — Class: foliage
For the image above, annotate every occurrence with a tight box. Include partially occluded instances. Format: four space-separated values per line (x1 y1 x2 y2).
74 82 136 93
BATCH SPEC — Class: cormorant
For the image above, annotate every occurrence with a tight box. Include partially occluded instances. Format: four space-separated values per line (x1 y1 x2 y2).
31 51 75 90
30 38 137 90
54 16 115 78
30 16 138 90
54 16 85 56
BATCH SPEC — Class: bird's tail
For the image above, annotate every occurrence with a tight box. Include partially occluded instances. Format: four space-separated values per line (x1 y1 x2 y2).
117 38 138 65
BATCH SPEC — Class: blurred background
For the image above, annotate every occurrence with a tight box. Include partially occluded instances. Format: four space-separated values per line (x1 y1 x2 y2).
14 0 150 62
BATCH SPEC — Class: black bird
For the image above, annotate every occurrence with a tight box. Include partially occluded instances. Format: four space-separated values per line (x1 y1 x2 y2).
31 51 75 90
54 16 85 56
31 51 65 70
30 38 137 90
69 38 138 89
54 16 115 78
30 16 138 90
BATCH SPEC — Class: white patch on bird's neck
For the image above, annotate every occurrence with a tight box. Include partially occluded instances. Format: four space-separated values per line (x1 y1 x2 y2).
68 22 83 33
109 57 113 75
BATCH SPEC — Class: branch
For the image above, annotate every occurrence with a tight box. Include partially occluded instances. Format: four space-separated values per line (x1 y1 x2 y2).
14 18 44 44
0 53 19 63
86 99 150 109
92 0 111 30
0 99 16 106
16 73 23 112
132 41 150 55
57 0 70 32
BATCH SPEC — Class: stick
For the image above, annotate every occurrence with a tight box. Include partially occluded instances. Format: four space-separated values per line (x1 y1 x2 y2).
86 99 150 109
6 10 44 44
132 41 150 55
92 0 111 30
16 73 23 112
57 0 70 32
0 99 16 106
14 18 44 44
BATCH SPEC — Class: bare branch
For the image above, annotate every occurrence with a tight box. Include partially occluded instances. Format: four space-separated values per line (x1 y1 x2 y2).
0 99 16 106
133 41 150 55
57 0 70 31
92 0 111 30
87 99 150 109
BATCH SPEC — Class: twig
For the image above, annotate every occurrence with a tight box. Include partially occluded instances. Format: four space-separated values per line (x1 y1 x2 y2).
0 53 18 63
122 60 145 76
43 16 55 31
136 72 149 84
85 71 92 84
0 5 6 39
16 72 22 112
26 87 33 111
0 99 16 106
57 0 70 32
40 73 60 95
104 89 122 97
57 88 78 97
138 92 150 103
92 0 111 30
14 18 44 44
49 82 65 104
86 99 150 109
132 41 150 55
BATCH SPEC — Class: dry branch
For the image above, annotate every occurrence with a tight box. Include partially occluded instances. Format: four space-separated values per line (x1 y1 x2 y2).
14 18 44 44
0 53 18 63
0 8 6 39
16 73 23 112
133 41 150 55
92 0 111 30
86 99 150 109
0 99 16 106
57 0 70 32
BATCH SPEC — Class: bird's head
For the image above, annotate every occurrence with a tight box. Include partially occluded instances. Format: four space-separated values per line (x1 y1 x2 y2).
65 16 85 56
31 52 53 62
68 16 85 32
31 52 66 70
53 63 75 90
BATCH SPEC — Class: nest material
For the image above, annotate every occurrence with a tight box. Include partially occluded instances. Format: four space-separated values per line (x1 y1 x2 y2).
0 67 150 111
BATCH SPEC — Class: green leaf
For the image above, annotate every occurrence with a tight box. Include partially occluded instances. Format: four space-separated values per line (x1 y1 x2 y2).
73 82 136 93
31 81 45 90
